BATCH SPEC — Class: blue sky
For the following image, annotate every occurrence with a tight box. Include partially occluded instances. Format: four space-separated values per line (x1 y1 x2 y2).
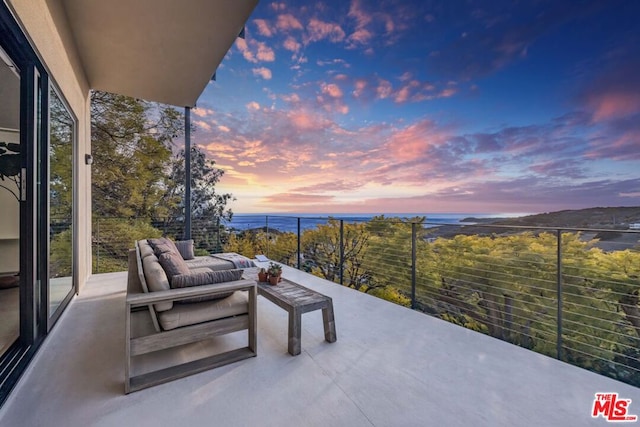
191 0 640 214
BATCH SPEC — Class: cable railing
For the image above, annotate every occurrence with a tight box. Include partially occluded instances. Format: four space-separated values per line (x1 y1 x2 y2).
91 214 640 387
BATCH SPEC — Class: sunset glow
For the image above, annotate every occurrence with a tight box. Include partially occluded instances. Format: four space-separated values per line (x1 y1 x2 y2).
192 0 640 214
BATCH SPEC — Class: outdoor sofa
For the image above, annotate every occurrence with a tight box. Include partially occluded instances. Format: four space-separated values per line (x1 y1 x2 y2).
125 238 257 393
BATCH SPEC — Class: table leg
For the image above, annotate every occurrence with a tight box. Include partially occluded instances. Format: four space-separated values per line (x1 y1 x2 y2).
322 302 337 343
288 307 302 356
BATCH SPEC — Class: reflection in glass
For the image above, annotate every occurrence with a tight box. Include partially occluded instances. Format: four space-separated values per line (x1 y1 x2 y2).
0 45 20 354
49 89 73 317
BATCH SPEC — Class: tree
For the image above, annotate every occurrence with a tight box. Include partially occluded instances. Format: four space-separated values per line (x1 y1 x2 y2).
160 145 235 250
91 91 183 219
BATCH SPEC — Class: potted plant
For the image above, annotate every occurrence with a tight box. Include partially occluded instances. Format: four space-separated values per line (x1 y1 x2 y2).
257 268 268 282
267 262 282 285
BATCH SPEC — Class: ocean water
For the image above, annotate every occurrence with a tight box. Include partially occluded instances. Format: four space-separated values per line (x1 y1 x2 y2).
223 213 516 234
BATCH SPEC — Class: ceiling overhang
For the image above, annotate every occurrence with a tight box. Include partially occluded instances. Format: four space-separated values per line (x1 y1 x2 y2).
60 0 258 107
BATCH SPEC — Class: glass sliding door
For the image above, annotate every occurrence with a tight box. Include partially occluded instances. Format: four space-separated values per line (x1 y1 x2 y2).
0 44 21 357
48 88 74 323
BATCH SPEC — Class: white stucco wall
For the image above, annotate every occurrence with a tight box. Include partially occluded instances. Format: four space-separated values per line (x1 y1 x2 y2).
6 0 92 291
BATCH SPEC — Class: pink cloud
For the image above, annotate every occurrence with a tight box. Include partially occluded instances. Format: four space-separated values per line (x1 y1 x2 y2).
262 193 336 208
589 92 640 122
246 101 260 111
256 42 275 62
394 80 420 103
348 28 373 46
192 107 214 117
306 18 346 43
384 119 449 162
253 67 273 80
236 39 276 63
321 83 343 98
292 180 364 193
376 79 393 99
276 14 303 31
288 110 331 130
281 93 301 103
353 79 367 98
270 2 286 12
254 19 274 37
193 120 211 131
283 36 301 53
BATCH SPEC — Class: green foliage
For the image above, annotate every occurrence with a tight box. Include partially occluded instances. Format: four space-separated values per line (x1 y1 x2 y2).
368 286 411 307
50 229 73 277
91 92 183 219
93 219 162 273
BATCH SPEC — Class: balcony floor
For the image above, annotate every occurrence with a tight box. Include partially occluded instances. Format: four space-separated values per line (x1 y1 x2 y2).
1 264 638 426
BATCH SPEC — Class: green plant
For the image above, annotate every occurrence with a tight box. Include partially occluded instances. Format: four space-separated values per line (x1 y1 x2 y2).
268 262 282 277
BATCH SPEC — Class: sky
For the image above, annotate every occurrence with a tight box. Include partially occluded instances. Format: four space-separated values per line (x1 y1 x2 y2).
191 0 640 215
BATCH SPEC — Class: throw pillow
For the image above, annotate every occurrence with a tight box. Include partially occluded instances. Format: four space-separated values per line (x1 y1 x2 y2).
171 269 244 304
148 237 178 256
175 239 195 260
157 251 191 278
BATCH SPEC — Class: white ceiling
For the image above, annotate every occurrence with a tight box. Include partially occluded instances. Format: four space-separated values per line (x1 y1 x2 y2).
60 0 258 107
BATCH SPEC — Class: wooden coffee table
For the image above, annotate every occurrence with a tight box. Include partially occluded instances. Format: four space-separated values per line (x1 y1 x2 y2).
248 271 337 355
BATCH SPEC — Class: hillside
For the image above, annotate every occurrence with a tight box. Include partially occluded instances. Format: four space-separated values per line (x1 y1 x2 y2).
489 206 640 229
434 207 640 250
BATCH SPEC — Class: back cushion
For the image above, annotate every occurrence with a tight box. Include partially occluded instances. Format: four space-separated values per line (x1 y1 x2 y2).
148 237 191 280
158 252 191 279
141 255 173 311
175 239 195 260
148 237 178 255
137 240 156 259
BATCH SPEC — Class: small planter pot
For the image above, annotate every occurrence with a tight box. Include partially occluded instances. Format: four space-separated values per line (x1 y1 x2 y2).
258 272 268 282
268 274 280 286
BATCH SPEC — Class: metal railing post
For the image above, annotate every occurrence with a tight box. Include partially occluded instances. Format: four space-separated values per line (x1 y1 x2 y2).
556 229 563 360
339 220 344 286
95 218 100 274
411 222 417 310
297 217 301 270
266 216 270 259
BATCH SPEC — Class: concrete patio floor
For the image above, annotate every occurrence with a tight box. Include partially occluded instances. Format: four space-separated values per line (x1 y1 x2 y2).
1 264 638 426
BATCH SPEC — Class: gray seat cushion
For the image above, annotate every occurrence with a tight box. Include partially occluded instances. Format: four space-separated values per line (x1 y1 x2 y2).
157 291 248 331
184 256 235 271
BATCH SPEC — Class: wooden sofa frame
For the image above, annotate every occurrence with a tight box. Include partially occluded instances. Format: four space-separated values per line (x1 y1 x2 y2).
125 247 257 393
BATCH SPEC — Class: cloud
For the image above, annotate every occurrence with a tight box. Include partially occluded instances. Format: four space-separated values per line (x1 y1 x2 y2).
262 193 335 206
321 82 343 98
288 110 332 130
346 0 412 49
283 36 301 53
246 101 261 111
253 67 273 80
276 13 303 32
218 125 230 133
192 107 214 118
254 19 274 37
375 79 393 99
306 18 346 43
281 93 301 103
292 180 365 193
193 120 211 131
236 39 275 63
579 61 640 123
